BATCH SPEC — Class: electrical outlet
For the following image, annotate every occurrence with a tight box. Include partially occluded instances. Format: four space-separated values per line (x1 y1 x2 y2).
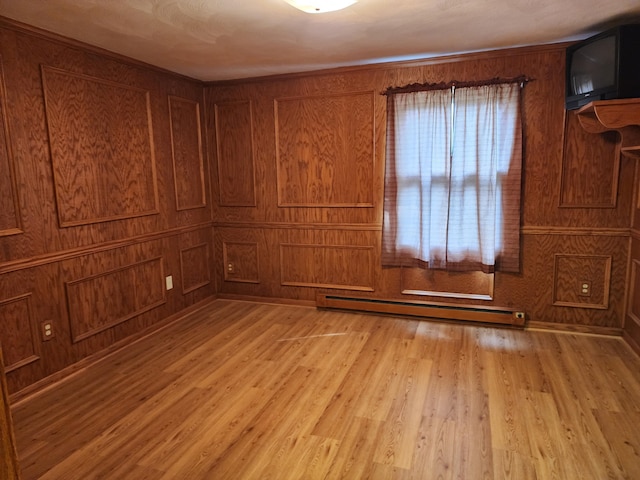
41 321 54 341
165 275 173 290
579 280 591 297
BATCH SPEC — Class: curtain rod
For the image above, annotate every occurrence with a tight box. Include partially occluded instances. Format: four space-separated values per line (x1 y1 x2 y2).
382 75 532 96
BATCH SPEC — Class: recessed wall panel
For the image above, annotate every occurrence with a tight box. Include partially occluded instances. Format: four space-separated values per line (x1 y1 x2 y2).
214 100 256 206
0 56 21 236
629 259 640 325
169 96 206 211
552 254 611 309
66 257 166 342
275 91 375 207
223 242 259 284
180 243 211 293
41 66 159 226
0 294 39 372
280 243 374 291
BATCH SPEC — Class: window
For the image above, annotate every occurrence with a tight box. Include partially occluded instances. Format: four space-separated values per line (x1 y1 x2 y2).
382 81 523 273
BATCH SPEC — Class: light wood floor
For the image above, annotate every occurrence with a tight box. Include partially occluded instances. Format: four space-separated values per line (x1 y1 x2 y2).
11 300 640 479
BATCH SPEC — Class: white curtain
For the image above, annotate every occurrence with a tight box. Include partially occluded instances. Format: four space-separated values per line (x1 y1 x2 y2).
382 82 522 273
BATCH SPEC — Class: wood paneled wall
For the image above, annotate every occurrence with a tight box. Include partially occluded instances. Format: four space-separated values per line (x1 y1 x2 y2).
0 21 214 394
2 16 638 395
206 44 636 333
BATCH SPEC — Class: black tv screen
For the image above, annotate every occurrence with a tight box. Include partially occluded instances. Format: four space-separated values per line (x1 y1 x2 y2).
568 36 615 96
565 25 640 110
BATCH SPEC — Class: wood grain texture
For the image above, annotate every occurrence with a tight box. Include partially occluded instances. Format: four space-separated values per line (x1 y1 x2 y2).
10 300 640 479
0 347 21 480
214 100 256 206
41 65 159 226
280 243 374 291
0 25 213 395
552 254 611 309
223 241 259 284
401 267 494 300
275 91 375 207
206 45 635 335
168 95 206 211
65 257 166 343
179 243 211 294
0 55 21 237
560 113 620 207
0 294 39 373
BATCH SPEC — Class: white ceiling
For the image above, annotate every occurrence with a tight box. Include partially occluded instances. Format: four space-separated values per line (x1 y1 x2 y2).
0 0 639 82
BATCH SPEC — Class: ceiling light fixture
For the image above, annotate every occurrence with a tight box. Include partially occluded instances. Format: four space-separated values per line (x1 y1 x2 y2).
284 0 357 14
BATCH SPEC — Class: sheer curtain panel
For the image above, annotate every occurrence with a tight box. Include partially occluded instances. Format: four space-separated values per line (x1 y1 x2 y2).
382 82 523 273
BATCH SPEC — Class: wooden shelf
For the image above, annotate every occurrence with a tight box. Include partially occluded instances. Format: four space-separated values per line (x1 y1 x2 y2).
575 99 640 156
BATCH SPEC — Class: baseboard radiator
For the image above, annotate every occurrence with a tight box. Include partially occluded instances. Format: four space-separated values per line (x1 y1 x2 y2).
316 294 526 327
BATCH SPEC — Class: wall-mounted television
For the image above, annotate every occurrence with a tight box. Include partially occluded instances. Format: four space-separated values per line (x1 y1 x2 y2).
565 24 640 110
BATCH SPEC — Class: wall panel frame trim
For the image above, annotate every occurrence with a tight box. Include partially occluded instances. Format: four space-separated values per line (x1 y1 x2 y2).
168 95 207 211
41 65 160 227
279 243 375 291
180 243 211 293
214 100 257 207
274 90 376 208
0 293 40 372
552 253 612 309
628 259 640 327
65 256 166 343
0 55 22 237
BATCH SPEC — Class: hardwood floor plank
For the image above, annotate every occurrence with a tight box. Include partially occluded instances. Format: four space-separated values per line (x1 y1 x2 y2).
9 300 640 479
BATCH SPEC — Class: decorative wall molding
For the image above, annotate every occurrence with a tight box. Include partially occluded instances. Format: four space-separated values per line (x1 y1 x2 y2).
0 222 212 275
41 65 159 227
274 91 375 207
169 95 206 211
0 293 40 372
214 100 257 207
628 259 640 327
223 241 260 284
279 243 374 291
66 257 166 343
180 243 211 293
552 253 612 309
0 55 22 237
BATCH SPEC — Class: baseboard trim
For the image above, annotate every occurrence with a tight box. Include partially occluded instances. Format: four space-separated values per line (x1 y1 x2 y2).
215 293 316 307
526 320 623 337
623 330 640 357
9 296 217 406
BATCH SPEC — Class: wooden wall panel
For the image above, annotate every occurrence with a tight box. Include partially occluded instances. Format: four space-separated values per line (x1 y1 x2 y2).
207 45 634 333
523 234 627 328
280 243 374 291
400 268 494 300
0 56 21 237
552 254 611 309
41 65 159 227
214 100 256 206
0 347 20 480
169 95 206 211
629 259 640 326
0 23 214 395
560 114 620 207
0 293 39 372
180 243 211 293
65 257 166 343
275 91 375 207
223 241 259 284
